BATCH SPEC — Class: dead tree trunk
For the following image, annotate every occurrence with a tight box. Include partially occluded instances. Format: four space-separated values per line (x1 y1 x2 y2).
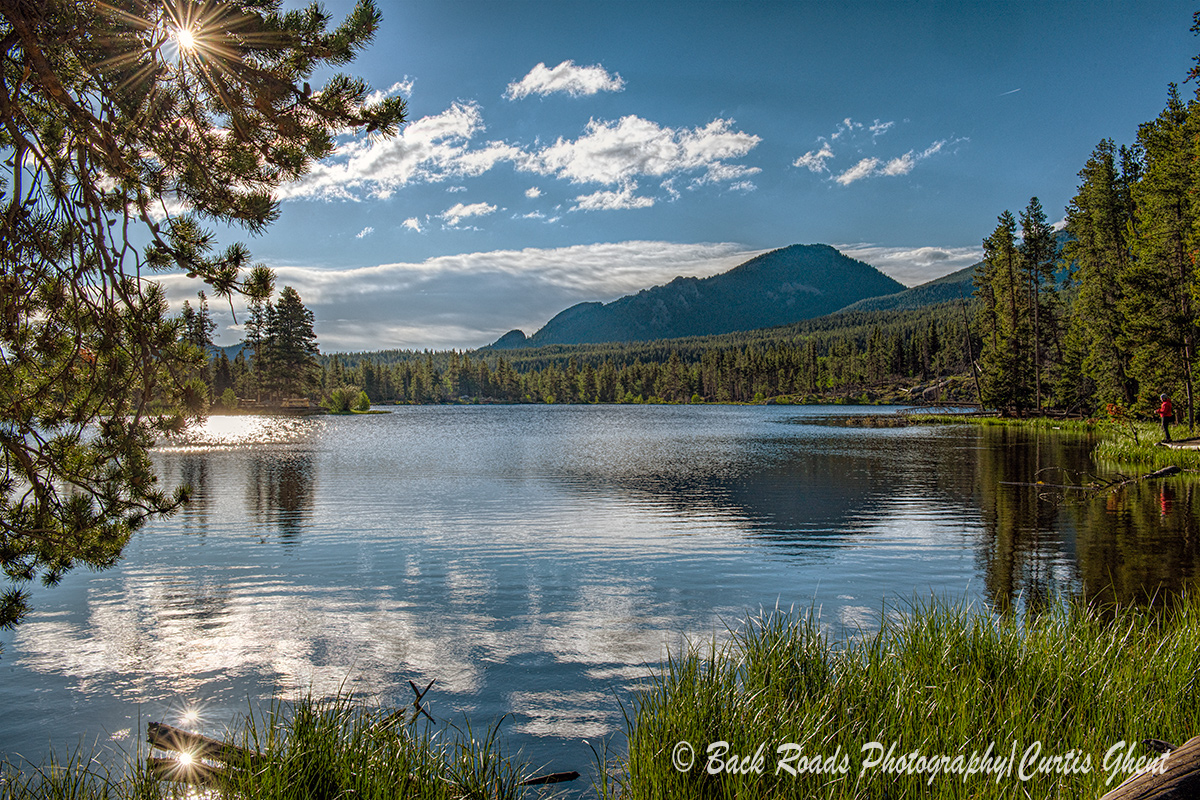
1099 735 1200 800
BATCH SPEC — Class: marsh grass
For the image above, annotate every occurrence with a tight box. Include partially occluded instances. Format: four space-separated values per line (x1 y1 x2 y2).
916 414 1200 471
602 597 1200 799
1091 421 1200 470
1 695 524 800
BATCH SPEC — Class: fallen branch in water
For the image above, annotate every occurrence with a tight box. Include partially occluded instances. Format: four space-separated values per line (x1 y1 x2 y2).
1001 465 1182 494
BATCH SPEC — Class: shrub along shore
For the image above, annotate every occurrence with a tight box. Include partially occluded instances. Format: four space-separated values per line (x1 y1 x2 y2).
5 597 1200 799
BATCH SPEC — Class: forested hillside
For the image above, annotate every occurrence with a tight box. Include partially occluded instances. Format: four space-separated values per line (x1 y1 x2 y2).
492 244 906 347
304 300 975 405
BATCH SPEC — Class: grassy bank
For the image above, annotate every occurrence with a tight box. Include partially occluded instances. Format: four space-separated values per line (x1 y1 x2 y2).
917 413 1200 470
0 696 523 800
604 597 1200 799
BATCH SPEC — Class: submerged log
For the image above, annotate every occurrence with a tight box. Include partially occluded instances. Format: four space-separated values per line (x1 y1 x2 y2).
1001 466 1183 494
519 770 580 785
145 755 226 785
147 721 256 765
1099 735 1200 800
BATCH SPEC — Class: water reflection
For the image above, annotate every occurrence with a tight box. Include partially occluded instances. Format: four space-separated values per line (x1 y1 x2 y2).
247 453 315 540
967 424 1200 610
2 407 1198 776
1070 479 1200 606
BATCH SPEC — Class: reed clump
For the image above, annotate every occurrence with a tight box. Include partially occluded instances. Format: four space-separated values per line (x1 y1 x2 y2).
604 596 1200 799
1 695 523 800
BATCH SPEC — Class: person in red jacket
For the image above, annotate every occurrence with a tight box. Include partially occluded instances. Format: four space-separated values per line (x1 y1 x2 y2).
1159 393 1174 443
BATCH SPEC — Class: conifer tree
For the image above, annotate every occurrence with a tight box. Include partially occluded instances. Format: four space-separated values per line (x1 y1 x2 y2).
260 286 319 399
1062 140 1139 408
976 211 1032 412
1018 197 1060 413
1127 85 1198 428
0 0 404 630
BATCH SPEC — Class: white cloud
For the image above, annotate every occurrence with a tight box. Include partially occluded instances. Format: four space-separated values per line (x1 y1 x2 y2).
836 243 983 286
728 181 756 193
523 116 760 189
155 241 766 351
505 60 625 99
793 142 835 173
830 118 863 140
440 201 497 226
525 186 542 199
279 103 519 201
796 118 961 186
365 78 414 107
834 157 881 186
572 182 656 211
447 185 468 193
831 138 963 185
402 217 423 232
355 226 374 238
881 153 915 176
280 103 757 210
919 140 947 159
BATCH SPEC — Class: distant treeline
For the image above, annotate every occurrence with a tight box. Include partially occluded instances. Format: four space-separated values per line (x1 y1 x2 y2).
311 303 974 405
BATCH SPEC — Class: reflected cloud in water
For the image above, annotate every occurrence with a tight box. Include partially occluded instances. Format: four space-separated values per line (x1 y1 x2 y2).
4 406 1197 773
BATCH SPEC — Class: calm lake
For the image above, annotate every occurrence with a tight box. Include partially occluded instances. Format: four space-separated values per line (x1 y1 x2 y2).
1 404 1197 778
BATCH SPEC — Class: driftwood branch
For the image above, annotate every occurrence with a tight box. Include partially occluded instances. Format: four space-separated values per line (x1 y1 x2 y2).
1104 466 1181 491
1000 466 1182 494
146 721 258 785
1099 735 1200 800
409 678 436 723
519 770 581 786
146 721 256 765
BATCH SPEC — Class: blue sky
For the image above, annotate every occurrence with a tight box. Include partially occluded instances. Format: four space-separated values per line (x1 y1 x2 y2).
166 0 1198 351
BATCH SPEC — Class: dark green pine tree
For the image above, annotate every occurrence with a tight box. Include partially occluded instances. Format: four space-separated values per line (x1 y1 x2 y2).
179 290 218 400
180 291 217 351
976 211 1032 413
1127 85 1199 428
1018 197 1060 413
261 286 320 400
213 351 235 398
1061 139 1139 410
241 264 275 401
0 0 404 631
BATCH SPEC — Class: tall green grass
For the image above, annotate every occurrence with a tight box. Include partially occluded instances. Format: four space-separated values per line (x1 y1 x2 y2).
1 695 524 800
603 597 1200 799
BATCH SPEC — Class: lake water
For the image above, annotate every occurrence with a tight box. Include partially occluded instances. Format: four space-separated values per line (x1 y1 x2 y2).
1 405 1197 781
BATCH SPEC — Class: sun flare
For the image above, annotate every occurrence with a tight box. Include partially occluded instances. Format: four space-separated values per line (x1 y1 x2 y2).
173 27 196 51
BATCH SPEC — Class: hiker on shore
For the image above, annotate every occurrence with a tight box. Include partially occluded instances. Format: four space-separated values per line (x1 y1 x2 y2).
1159 393 1174 443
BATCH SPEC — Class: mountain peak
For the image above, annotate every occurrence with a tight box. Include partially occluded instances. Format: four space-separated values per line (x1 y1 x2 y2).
490 244 904 347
